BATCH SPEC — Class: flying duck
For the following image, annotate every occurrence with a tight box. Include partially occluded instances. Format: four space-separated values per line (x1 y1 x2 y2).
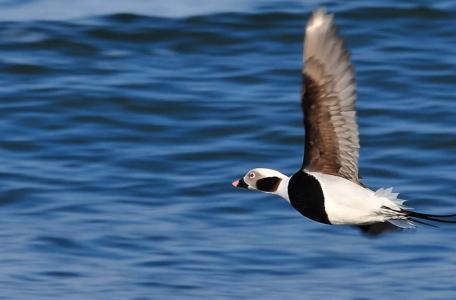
232 8 456 235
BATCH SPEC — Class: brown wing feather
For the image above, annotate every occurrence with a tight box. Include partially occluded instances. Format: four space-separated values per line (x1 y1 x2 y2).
301 9 360 183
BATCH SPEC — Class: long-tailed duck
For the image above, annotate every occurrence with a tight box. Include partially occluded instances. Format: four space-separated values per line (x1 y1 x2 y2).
232 8 456 235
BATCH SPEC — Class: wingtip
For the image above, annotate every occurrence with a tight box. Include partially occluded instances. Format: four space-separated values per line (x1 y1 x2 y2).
306 7 333 32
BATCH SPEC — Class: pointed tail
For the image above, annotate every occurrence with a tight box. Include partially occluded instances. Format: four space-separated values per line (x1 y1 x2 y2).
382 205 456 228
405 210 456 225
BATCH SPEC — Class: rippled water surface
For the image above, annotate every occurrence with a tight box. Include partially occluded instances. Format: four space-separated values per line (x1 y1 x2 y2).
1 1 456 299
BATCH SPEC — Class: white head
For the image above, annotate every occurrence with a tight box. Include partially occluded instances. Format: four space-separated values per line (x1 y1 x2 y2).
232 168 290 201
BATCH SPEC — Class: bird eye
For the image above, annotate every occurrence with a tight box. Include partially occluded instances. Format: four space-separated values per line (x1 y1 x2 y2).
249 172 255 179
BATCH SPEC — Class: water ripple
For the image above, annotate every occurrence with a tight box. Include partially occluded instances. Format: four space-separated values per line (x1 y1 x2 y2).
1 2 456 299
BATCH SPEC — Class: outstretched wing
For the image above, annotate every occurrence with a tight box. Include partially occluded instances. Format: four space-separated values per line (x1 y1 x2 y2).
301 9 360 184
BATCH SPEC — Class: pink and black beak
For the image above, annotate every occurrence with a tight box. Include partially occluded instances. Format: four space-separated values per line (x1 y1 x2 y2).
232 178 248 189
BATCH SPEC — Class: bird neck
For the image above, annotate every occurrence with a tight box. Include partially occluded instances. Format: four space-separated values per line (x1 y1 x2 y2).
274 175 290 203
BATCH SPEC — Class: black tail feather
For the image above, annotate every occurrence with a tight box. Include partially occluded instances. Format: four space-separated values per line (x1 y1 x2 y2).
405 210 456 224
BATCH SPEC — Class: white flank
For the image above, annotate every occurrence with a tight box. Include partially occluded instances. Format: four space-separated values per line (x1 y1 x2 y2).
307 171 414 227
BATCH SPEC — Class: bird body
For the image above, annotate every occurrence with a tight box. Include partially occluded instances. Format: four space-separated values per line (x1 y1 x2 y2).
232 8 456 235
292 171 406 226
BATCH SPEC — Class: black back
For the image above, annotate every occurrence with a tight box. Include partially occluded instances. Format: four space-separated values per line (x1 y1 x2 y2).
288 170 330 224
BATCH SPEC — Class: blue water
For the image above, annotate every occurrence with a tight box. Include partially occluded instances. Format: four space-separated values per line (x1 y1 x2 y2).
1 0 456 299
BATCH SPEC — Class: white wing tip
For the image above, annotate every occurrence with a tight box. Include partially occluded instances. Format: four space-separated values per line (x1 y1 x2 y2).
306 8 333 32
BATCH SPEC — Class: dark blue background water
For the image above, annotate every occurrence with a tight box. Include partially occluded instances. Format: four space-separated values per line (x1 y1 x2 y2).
1 1 456 299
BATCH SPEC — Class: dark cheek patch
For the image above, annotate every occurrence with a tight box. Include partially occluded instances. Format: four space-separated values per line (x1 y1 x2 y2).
256 177 282 192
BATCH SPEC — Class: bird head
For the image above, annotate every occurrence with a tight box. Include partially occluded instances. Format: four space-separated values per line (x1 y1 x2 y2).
232 168 288 196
